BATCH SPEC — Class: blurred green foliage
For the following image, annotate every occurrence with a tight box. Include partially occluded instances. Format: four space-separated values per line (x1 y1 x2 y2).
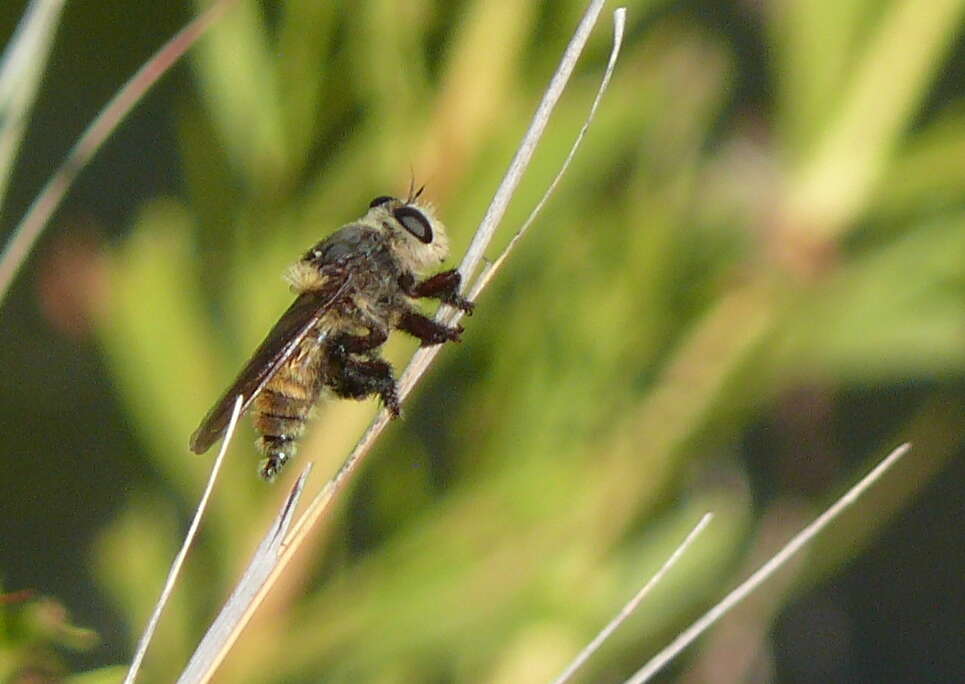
0 589 100 682
2 0 963 682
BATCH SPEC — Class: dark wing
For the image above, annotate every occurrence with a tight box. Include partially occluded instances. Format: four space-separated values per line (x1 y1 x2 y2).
189 272 351 454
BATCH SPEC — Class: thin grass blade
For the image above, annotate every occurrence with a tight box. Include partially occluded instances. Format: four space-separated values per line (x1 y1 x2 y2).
0 0 241 305
0 0 66 216
624 443 911 683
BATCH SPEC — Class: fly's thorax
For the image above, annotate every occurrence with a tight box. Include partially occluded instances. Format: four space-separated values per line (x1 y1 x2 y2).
286 224 383 293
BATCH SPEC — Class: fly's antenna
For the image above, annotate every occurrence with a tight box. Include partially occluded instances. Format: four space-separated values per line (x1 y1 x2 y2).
406 167 416 204
404 164 427 205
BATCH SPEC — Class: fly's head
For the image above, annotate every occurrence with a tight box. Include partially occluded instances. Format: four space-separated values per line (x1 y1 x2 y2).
365 194 450 274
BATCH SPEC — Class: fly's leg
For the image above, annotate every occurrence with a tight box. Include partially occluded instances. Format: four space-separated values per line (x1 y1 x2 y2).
399 270 474 314
396 310 463 347
326 330 400 416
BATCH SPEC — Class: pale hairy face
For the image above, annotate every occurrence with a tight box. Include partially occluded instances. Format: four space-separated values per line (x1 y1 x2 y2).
363 196 450 274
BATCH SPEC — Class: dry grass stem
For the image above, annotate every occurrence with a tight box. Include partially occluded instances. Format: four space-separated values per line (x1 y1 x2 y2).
473 7 627 299
0 0 242 304
623 443 912 684
457 0 611 288
409 3 625 391
552 512 713 684
124 395 244 684
177 463 312 684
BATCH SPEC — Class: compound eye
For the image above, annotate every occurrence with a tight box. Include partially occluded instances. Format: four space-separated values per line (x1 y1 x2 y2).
394 206 433 243
368 195 394 208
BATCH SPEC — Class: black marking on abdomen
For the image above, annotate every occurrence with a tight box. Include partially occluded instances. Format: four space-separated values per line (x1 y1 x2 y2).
261 411 302 422
261 386 299 402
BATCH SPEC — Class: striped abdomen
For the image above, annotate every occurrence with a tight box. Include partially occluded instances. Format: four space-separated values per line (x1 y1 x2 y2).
251 342 325 480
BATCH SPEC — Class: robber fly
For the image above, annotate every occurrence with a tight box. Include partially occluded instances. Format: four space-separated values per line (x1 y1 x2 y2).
189 190 473 480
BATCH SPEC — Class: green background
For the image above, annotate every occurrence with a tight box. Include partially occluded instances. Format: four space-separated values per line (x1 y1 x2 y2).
1 1 963 682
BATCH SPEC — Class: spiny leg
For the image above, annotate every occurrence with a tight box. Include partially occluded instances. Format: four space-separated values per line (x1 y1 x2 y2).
399 270 474 314
326 333 400 416
397 310 463 346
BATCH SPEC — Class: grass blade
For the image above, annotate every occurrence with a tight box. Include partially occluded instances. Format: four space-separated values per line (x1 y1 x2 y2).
0 0 66 216
552 512 713 684
624 443 911 683
124 396 243 684
177 464 312 684
0 0 241 305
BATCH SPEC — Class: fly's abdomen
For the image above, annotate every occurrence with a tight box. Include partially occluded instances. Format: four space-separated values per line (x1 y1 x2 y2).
252 355 322 480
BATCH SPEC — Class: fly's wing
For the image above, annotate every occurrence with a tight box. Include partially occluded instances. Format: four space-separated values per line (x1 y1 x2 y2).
189 272 350 454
